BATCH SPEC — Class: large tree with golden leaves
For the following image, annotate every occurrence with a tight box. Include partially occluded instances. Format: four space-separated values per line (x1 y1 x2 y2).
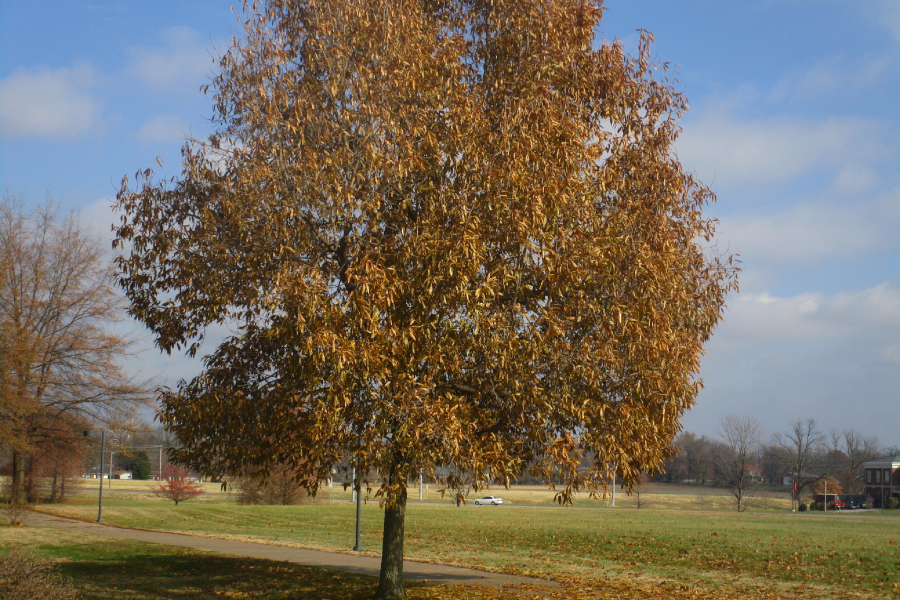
114 1 737 596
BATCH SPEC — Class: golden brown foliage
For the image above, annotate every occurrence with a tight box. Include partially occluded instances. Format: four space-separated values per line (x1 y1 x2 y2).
813 476 842 496
114 0 736 595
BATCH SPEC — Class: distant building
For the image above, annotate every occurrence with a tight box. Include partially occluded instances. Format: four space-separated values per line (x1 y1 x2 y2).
862 456 900 508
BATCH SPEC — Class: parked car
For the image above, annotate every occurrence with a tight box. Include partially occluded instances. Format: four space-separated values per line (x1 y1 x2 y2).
473 496 503 505
827 500 846 510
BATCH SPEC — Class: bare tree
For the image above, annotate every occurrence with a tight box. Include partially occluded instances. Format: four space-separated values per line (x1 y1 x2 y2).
665 431 717 485
236 461 310 505
0 195 149 504
829 429 880 494
772 419 828 509
716 415 763 512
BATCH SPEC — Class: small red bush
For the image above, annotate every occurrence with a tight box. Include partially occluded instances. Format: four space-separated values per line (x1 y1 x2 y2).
152 465 204 505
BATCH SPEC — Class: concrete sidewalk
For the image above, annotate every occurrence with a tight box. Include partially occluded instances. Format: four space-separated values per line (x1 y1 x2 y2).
22 511 554 590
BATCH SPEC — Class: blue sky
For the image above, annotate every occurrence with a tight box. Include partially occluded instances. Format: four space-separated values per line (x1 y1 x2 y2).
1 1 898 445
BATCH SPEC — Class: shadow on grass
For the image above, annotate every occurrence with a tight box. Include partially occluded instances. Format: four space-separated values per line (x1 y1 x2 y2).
45 544 512 600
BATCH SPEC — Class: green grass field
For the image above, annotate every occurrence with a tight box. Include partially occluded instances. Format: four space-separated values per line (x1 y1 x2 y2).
17 482 899 599
0 525 512 600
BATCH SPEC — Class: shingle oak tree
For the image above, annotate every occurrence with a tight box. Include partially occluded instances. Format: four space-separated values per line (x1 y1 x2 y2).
114 1 737 597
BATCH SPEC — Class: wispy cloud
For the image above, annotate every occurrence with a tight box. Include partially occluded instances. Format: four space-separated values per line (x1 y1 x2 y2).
0 63 100 139
688 283 900 441
138 114 189 143
129 26 218 93
871 0 900 42
677 109 890 188
719 186 900 263
724 283 900 343
769 54 895 104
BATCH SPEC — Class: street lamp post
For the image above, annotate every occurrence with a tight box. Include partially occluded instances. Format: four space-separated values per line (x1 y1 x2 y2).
353 467 363 551
83 430 105 523
109 450 116 490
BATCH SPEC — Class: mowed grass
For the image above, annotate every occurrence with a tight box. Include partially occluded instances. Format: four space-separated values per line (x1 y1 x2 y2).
68 478 792 510
33 490 900 599
0 525 514 600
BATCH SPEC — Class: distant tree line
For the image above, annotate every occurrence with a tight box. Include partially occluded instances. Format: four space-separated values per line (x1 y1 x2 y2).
655 417 889 511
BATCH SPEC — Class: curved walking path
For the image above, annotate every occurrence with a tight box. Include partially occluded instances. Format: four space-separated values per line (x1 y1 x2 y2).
22 511 554 590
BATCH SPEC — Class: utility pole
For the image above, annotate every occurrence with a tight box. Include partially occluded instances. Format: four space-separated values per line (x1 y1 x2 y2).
354 468 363 551
84 431 105 523
611 462 616 507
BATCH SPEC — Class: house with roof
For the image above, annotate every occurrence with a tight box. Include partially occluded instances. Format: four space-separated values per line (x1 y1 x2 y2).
862 456 900 508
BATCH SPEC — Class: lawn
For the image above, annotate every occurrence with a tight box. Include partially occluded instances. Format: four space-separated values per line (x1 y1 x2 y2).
27 486 900 600
69 478 792 510
0 525 513 600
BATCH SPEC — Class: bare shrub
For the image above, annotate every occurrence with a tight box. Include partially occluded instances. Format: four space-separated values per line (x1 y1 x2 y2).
0 547 78 600
236 462 309 505
634 473 650 509
2 499 29 525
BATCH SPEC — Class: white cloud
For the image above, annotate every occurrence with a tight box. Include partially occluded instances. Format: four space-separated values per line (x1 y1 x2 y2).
686 283 900 443
724 284 900 344
769 54 895 103
138 114 189 143
80 196 118 247
130 26 217 92
0 63 100 139
719 188 900 263
677 109 888 187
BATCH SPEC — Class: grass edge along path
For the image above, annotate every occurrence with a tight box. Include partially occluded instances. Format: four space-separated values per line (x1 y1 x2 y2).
27 501 900 600
18 510 552 590
0 523 533 600
2 520 871 600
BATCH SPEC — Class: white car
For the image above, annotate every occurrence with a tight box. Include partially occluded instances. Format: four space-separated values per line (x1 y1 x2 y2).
473 496 503 505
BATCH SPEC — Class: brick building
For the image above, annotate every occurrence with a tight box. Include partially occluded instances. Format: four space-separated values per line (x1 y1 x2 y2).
863 456 900 508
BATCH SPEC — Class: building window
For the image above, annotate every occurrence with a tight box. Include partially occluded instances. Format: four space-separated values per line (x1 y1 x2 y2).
885 470 891 483
876 471 881 483
867 470 872 483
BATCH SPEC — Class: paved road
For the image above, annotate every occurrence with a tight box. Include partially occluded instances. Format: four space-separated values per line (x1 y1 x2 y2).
22 511 554 590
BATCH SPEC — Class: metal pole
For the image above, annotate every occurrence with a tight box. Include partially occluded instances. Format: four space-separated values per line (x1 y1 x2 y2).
611 462 616 507
109 450 115 490
97 431 105 523
419 472 423 501
353 468 363 551
351 467 357 502
824 479 827 513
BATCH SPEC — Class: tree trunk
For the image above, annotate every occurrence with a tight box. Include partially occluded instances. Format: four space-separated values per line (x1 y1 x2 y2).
376 484 407 599
49 473 60 503
11 451 25 504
